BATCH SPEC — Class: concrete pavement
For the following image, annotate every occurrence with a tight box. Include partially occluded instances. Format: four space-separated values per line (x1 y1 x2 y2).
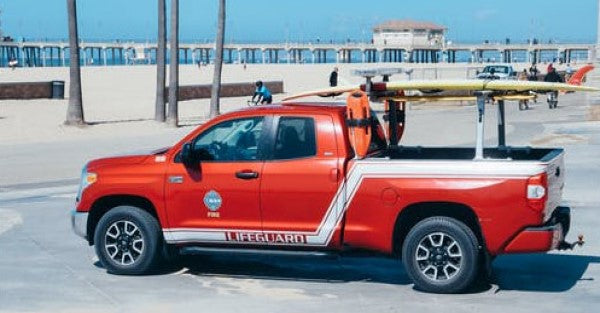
1 92 600 312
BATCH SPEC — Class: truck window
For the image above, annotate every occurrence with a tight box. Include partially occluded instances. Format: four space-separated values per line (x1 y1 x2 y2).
193 117 264 161
273 117 316 160
368 113 388 154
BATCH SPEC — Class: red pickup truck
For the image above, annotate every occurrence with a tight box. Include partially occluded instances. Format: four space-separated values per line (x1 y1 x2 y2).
72 102 575 293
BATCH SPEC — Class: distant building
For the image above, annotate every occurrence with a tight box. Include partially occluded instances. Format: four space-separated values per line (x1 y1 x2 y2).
372 20 446 47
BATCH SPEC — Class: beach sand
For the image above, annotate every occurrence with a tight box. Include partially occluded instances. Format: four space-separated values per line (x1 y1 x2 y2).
0 62 548 145
0 62 595 187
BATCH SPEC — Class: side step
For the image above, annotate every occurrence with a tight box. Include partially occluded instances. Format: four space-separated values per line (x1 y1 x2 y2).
180 246 338 258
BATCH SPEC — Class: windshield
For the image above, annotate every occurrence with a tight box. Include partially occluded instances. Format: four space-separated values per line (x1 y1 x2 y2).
484 66 509 74
194 117 264 161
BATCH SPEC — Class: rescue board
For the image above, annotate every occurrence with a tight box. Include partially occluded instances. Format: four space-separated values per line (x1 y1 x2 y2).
346 90 371 159
384 80 599 92
567 65 594 86
282 80 599 101
387 94 537 102
282 85 357 101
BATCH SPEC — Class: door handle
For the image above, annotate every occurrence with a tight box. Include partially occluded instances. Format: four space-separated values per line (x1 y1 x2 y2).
235 170 259 180
168 175 183 184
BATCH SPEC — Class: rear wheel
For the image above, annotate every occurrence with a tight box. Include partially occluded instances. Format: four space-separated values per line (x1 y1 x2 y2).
402 217 480 293
94 206 162 275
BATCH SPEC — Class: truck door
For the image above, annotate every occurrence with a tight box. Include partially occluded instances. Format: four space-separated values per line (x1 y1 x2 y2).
163 116 268 244
259 114 343 247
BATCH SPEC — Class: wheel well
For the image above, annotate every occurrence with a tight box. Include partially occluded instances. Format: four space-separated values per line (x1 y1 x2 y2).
392 202 484 256
87 195 158 245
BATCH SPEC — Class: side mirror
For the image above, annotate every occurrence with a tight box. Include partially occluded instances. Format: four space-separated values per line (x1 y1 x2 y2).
181 142 198 167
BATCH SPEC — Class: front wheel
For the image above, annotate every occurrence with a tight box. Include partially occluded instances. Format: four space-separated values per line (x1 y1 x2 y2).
94 206 163 275
402 217 480 293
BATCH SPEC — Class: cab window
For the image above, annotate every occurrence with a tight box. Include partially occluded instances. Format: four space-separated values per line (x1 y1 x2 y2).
193 117 264 161
368 113 388 154
273 117 316 160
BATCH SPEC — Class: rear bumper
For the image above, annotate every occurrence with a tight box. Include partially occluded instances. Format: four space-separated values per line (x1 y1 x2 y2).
71 210 88 240
503 206 570 254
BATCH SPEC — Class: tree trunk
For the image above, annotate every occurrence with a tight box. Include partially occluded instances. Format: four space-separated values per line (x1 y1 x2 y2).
210 0 226 118
167 0 179 127
65 0 84 125
155 0 166 122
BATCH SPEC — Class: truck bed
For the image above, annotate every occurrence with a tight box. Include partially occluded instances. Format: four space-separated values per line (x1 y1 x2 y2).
386 146 562 162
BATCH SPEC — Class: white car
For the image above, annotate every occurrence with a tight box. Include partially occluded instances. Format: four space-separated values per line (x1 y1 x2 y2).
476 65 516 80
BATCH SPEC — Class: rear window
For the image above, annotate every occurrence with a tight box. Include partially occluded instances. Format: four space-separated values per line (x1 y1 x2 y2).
369 114 388 153
273 117 317 160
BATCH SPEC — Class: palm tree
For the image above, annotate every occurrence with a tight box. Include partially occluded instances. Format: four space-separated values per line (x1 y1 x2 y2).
167 0 179 126
154 0 166 122
65 0 84 125
209 0 226 118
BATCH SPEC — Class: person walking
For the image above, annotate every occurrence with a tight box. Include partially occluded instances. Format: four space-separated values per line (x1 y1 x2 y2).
518 69 530 110
518 69 528 81
528 64 539 81
544 67 564 109
565 63 574 81
329 67 338 87
544 67 564 83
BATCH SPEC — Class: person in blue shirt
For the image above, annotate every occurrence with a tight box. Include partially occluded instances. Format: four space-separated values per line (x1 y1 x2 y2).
252 81 272 104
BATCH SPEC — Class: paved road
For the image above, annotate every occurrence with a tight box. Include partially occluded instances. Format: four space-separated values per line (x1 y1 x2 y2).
1 93 600 312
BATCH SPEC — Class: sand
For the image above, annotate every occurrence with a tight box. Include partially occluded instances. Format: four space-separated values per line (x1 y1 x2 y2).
0 62 583 145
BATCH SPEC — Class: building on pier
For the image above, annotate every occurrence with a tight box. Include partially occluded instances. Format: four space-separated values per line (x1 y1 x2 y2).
0 40 594 68
372 20 446 47
0 16 595 68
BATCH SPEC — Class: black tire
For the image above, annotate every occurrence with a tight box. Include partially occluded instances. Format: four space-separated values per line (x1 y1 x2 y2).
402 217 480 294
94 206 163 275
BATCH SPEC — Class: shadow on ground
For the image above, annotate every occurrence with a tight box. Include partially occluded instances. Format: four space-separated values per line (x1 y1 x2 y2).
180 253 413 285
178 252 599 293
86 118 153 125
493 253 600 292
94 251 599 294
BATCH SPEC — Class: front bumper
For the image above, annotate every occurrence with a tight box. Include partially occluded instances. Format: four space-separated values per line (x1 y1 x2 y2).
504 206 571 253
71 210 88 240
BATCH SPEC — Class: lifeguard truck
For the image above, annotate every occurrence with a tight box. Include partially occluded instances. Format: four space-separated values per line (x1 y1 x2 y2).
72 75 594 293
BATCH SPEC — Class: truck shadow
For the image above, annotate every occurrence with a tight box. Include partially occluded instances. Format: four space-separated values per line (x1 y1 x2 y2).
86 118 153 125
160 252 599 293
178 253 412 285
492 253 600 292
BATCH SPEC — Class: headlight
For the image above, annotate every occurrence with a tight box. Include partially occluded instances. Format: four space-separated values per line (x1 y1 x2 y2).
76 165 97 202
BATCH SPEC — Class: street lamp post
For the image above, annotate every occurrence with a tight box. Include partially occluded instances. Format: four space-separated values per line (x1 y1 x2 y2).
596 0 600 62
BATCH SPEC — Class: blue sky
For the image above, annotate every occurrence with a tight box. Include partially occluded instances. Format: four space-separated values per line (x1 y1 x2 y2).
0 0 597 43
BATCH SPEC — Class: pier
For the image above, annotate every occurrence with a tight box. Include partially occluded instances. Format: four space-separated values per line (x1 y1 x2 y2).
0 40 594 67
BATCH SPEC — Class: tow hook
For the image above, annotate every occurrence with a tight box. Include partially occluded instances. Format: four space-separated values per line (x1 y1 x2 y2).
558 234 585 250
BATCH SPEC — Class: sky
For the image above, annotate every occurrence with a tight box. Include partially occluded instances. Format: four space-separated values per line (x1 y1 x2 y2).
0 0 597 44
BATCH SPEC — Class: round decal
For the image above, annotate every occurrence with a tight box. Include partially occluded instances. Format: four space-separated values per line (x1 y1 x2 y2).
203 190 222 211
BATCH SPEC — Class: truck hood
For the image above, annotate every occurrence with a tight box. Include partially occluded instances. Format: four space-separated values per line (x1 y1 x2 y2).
86 146 171 171
87 155 151 171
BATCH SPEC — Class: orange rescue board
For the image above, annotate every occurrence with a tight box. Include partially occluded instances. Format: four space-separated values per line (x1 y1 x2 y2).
346 90 371 159
567 65 594 86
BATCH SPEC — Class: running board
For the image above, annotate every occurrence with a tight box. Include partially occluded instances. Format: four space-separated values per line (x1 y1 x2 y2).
180 246 337 258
